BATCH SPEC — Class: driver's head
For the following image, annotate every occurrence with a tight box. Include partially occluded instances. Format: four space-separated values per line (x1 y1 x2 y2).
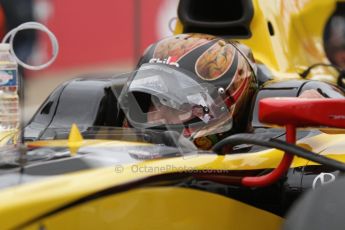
120 33 258 149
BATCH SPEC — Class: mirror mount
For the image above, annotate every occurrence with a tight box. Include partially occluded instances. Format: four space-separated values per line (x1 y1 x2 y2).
242 98 345 187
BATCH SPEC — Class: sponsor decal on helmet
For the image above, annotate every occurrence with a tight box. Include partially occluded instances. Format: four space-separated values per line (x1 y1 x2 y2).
149 56 179 67
193 135 219 150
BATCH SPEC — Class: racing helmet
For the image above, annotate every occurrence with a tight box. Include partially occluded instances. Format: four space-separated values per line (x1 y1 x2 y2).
119 33 258 150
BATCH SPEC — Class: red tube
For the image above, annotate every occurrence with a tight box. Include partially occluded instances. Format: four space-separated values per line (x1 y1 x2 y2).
241 124 296 187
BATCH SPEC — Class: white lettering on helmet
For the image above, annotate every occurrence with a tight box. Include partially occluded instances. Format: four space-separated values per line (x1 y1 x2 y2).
149 56 180 67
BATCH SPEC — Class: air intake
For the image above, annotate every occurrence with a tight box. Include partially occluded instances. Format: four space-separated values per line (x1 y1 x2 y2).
178 0 253 38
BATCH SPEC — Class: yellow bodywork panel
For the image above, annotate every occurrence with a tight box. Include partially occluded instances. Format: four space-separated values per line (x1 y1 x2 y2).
27 139 152 148
244 0 335 73
175 0 342 81
22 187 282 230
0 132 345 229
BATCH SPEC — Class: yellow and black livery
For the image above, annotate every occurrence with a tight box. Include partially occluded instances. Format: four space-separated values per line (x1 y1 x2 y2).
0 0 345 229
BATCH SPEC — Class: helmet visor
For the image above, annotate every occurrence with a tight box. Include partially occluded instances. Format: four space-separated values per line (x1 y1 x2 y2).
119 64 233 136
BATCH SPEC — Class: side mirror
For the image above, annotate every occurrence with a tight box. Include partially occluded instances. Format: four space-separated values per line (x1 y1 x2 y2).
259 97 345 129
242 97 345 187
